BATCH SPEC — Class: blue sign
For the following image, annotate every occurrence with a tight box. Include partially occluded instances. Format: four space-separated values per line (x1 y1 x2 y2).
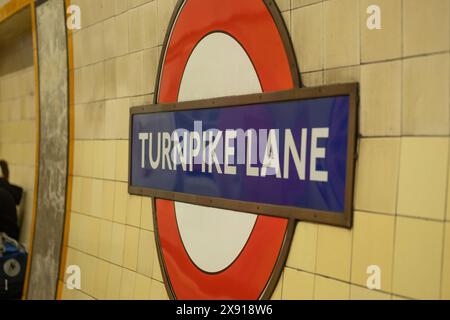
129 86 357 224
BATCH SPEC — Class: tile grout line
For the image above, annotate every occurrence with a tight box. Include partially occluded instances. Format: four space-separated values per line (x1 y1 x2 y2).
286 49 450 77
311 222 319 299
283 265 413 300
347 0 361 300
445 1 450 300
438 139 450 299
390 0 404 298
64 245 163 300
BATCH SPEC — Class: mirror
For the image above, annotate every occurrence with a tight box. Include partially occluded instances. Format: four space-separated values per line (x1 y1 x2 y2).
0 5 37 300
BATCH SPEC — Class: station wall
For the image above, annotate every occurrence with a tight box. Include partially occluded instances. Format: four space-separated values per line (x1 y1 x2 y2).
58 0 450 300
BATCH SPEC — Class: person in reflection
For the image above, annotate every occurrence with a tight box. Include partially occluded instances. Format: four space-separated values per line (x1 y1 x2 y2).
0 160 22 241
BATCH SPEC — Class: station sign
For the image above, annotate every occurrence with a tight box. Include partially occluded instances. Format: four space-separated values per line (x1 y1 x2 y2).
130 85 357 227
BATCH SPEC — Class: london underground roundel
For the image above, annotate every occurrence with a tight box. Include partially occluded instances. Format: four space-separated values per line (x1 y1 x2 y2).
154 0 300 300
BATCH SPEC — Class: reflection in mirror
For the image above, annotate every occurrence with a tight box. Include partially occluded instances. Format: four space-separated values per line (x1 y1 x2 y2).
0 6 36 300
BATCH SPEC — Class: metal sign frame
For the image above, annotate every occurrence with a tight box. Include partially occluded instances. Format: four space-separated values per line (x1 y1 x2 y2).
129 83 358 228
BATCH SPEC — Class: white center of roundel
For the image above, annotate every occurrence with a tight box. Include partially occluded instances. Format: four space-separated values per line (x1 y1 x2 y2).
175 33 261 273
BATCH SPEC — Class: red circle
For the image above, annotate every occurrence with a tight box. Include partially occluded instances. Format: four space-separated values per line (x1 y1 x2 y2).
156 0 295 300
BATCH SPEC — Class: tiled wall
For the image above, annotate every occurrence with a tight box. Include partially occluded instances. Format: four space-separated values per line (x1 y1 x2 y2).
274 0 450 300
62 0 450 300
61 0 176 300
0 33 36 248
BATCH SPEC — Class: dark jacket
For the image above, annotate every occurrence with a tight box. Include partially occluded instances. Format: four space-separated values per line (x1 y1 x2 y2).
0 188 19 241
0 178 22 205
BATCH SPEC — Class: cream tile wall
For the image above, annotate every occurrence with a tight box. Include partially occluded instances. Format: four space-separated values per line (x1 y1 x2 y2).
282 0 450 301
0 33 36 249
61 0 172 300
63 0 450 300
